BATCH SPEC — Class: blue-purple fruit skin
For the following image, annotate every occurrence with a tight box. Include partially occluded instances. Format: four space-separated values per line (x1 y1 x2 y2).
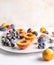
38 43 45 49
11 43 15 47
32 31 38 36
43 31 49 34
0 26 3 30
1 27 7 31
0 26 7 31
38 36 46 44
10 24 15 29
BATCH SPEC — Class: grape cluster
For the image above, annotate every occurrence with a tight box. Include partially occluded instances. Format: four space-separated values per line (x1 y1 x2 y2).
38 36 46 49
1 24 19 47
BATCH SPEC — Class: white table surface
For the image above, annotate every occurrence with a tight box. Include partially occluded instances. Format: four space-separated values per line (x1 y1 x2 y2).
0 49 54 65
0 0 54 63
0 0 54 65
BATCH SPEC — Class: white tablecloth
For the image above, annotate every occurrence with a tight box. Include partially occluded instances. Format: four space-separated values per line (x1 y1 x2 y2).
0 49 54 65
0 0 54 65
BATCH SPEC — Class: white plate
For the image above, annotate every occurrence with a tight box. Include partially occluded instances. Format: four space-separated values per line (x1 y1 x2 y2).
0 44 43 53
0 39 53 53
0 27 54 53
0 36 44 53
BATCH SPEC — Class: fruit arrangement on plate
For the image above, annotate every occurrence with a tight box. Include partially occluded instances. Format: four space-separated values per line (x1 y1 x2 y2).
0 23 54 61
0 23 54 53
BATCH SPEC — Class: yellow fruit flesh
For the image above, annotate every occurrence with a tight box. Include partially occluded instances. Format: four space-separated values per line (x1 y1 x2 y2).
16 40 30 45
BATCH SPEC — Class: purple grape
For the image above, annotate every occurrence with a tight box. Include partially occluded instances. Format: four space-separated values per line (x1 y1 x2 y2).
10 24 15 29
32 31 38 36
0 26 3 30
38 36 46 44
1 27 7 31
38 43 45 49
43 31 49 34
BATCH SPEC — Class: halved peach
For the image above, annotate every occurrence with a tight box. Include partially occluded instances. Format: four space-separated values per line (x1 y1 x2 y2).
16 29 25 34
24 33 36 41
52 32 54 37
19 33 26 39
16 40 30 49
